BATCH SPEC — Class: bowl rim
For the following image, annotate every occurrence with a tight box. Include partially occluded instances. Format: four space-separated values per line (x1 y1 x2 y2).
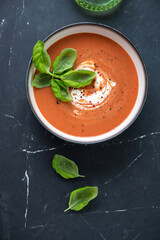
26 22 148 144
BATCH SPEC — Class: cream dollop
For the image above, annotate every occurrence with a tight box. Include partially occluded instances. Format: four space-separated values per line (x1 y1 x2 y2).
70 61 116 110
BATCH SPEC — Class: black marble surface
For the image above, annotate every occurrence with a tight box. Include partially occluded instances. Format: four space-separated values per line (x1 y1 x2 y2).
0 0 160 239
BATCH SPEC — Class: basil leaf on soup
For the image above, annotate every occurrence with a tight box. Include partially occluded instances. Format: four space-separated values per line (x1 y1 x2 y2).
53 48 77 75
33 40 51 74
64 186 98 212
32 73 52 88
52 56 60 72
61 69 96 88
52 154 85 179
51 79 72 101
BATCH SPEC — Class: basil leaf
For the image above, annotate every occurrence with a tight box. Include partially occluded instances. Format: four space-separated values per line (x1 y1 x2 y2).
52 154 85 179
51 79 72 101
61 69 96 88
52 56 60 72
53 48 77 74
32 40 51 74
32 73 52 88
64 186 98 212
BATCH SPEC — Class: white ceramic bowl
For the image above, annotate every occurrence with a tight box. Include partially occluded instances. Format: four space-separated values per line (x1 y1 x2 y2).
26 23 147 144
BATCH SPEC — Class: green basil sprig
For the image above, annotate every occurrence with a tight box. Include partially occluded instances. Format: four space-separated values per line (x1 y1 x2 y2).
32 41 96 101
51 79 72 102
64 186 98 212
53 48 77 74
52 154 85 179
61 69 96 88
32 73 52 88
52 55 60 72
33 40 51 74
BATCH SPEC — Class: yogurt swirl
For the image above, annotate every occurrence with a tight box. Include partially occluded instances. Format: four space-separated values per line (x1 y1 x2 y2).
70 61 116 110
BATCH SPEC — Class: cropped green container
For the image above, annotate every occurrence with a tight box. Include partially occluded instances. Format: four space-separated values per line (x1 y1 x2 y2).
75 0 123 15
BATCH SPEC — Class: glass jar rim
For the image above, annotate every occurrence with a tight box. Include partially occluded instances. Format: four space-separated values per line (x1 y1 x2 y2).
75 0 122 12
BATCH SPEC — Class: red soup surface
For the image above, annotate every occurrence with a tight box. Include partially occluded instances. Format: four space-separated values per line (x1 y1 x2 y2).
33 33 138 137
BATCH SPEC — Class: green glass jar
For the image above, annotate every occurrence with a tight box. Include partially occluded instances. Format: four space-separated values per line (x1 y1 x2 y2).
75 0 123 15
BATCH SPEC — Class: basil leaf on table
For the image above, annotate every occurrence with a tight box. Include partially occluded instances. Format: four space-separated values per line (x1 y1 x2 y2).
52 154 85 179
61 69 96 88
32 73 52 88
64 186 98 212
32 40 51 74
53 48 77 75
51 79 72 101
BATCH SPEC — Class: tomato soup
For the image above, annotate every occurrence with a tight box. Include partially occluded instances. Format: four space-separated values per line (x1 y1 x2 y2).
33 33 138 137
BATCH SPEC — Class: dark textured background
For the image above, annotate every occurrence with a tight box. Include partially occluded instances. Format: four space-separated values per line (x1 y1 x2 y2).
0 0 160 239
